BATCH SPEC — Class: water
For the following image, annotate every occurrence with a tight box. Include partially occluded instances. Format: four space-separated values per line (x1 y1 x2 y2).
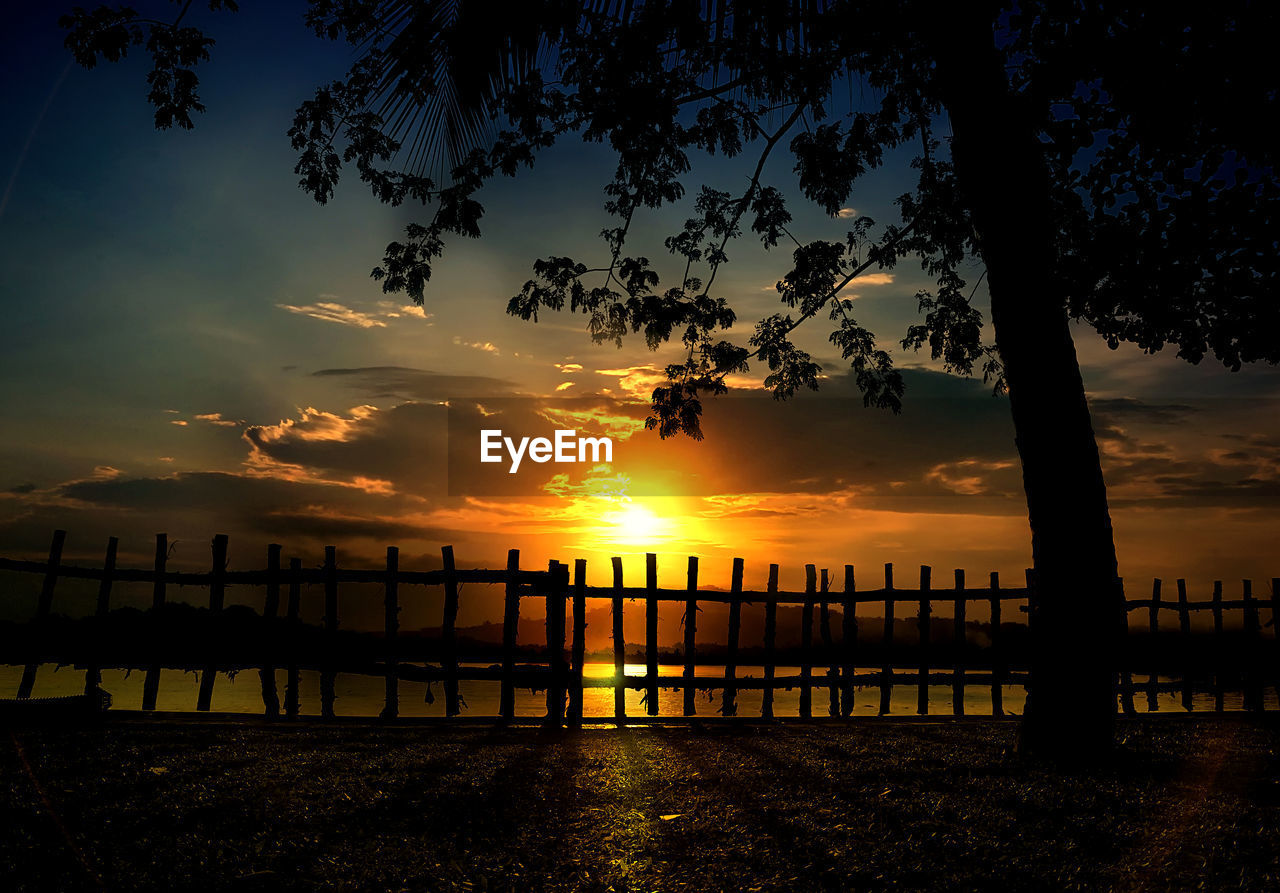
10 661 1023 717
7 662 1273 718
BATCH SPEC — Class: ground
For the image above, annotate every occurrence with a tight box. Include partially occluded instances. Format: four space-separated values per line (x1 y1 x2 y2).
3 716 1280 891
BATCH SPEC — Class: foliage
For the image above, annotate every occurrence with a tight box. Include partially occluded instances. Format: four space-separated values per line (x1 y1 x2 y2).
58 2 1279 438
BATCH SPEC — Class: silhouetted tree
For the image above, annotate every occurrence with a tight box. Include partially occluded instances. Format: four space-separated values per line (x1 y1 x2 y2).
60 1 1279 757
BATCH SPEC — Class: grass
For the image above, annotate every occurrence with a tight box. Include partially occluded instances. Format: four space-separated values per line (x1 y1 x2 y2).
3 716 1280 891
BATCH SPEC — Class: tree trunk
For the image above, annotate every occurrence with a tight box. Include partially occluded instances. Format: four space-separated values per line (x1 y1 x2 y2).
929 8 1122 757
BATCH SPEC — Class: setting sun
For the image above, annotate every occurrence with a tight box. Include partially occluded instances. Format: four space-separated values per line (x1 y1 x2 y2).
600 503 666 547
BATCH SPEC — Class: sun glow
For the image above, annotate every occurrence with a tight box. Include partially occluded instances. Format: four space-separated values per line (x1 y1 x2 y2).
601 504 666 547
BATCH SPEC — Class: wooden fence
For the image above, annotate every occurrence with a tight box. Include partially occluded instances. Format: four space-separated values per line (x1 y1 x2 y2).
1 530 1276 724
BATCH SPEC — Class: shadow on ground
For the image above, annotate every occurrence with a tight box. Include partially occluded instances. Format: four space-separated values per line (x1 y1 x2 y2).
3 717 1279 891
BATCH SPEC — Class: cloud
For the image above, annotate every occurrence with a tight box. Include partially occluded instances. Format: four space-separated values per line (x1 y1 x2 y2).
1091 398 1197 426
452 336 500 354
554 381 575 392
170 420 188 426
311 366 519 401
247 406 379 445
595 365 667 402
838 271 895 297
277 301 389 328
194 412 240 428
924 459 1017 497
374 300 432 322
836 208 857 218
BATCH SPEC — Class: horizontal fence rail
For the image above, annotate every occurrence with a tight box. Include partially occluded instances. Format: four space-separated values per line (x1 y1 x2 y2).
1 530 1277 725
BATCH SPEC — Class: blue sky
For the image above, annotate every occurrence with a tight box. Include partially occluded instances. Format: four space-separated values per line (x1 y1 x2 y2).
2 2 1278 625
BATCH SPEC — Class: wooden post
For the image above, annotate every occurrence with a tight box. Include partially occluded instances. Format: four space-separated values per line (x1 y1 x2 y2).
1177 578 1192 711
820 569 839 716
611 556 625 723
952 569 965 716
260 544 282 718
441 545 461 716
381 546 399 720
320 545 338 719
500 549 520 721
1243 579 1262 712
841 565 856 717
1147 578 1161 712
545 560 566 728
142 533 167 711
682 556 698 716
18 530 65 699
196 534 228 712
570 558 587 728
284 558 301 717
879 563 894 715
918 565 931 715
645 553 659 716
990 571 1003 717
84 536 118 695
763 564 779 719
1212 580 1224 712
800 564 816 719
723 558 744 717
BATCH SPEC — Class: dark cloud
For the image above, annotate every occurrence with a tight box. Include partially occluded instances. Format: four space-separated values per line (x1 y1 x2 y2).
1111 477 1280 510
312 366 520 401
1091 397 1198 425
243 511 451 543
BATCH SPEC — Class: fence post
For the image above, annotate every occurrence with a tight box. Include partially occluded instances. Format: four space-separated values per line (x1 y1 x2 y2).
841 565 856 717
819 569 837 716
570 558 587 728
763 564 779 719
723 558 744 717
18 530 65 699
1177 578 1192 711
800 564 816 719
1146 579 1161 712
918 565 931 715
142 533 167 711
284 558 301 717
381 546 399 720
441 545 461 716
545 560 566 728
320 545 338 719
611 556 626 723
1243 579 1262 712
84 536 118 696
989 571 1003 718
952 569 965 716
682 556 698 717
646 553 659 716
879 563 894 715
1212 580 1224 712
260 544 282 718
196 534 228 712
500 549 520 721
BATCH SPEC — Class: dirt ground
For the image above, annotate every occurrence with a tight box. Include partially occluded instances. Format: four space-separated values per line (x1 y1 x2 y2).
3 716 1280 891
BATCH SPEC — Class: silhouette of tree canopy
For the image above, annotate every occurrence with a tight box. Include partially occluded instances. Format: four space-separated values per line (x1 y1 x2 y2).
59 1 1279 757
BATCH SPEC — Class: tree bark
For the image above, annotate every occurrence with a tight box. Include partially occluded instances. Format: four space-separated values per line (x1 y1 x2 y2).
929 8 1122 757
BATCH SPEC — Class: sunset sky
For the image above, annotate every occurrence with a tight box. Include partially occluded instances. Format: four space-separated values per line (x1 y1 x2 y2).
2 2 1278 626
